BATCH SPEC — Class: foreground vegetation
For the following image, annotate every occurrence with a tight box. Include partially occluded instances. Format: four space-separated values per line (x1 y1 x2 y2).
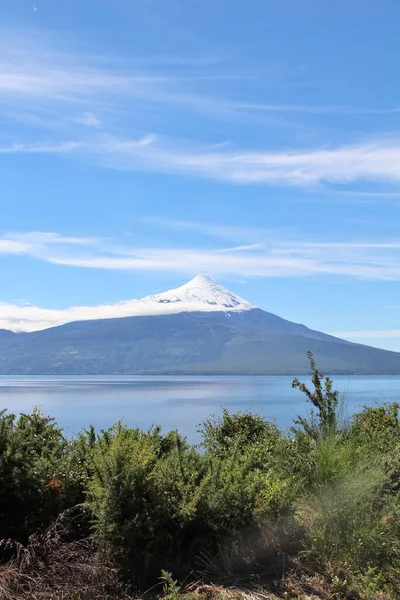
1 353 400 599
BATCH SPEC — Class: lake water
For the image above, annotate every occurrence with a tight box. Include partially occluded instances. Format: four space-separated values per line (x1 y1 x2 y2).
0 375 399 442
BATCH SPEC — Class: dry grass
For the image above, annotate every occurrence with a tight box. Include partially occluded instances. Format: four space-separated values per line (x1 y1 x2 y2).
0 510 385 600
0 507 130 600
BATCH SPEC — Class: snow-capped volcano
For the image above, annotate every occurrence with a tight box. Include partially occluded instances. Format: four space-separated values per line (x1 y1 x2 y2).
3 274 400 375
141 275 254 312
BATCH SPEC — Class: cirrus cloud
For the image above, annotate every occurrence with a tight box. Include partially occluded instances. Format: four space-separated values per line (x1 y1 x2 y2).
1 229 400 281
3 134 400 188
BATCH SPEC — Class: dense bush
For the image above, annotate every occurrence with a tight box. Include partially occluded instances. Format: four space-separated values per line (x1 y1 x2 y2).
1 353 400 599
0 407 68 540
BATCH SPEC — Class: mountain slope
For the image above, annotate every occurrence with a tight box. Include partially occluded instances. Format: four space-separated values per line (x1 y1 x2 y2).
0 276 399 375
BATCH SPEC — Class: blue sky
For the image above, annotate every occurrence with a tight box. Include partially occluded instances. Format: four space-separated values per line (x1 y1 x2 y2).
1 0 400 348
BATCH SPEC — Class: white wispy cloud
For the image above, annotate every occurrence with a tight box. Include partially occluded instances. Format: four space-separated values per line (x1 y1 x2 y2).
46 249 317 275
0 30 173 101
0 141 81 155
139 217 285 241
3 28 400 193
0 231 104 261
4 232 101 245
0 29 396 115
81 135 400 186
2 28 400 143
324 190 400 200
213 101 400 116
1 297 241 333
0 301 136 332
1 229 400 281
0 239 31 254
3 134 400 188
72 112 102 128
0 29 232 141
6 306 400 337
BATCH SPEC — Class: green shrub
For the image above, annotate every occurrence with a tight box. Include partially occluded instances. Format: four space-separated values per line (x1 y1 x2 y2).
0 407 67 540
350 402 400 453
160 570 181 600
56 425 97 507
86 424 163 580
199 408 279 459
86 420 268 584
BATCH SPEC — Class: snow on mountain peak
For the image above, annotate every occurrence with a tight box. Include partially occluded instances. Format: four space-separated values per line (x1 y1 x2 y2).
140 275 255 313
4 276 255 332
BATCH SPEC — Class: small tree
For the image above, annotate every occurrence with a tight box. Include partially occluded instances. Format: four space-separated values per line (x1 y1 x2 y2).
292 351 339 437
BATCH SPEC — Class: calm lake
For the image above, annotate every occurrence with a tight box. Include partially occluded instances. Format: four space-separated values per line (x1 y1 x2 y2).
0 375 399 442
